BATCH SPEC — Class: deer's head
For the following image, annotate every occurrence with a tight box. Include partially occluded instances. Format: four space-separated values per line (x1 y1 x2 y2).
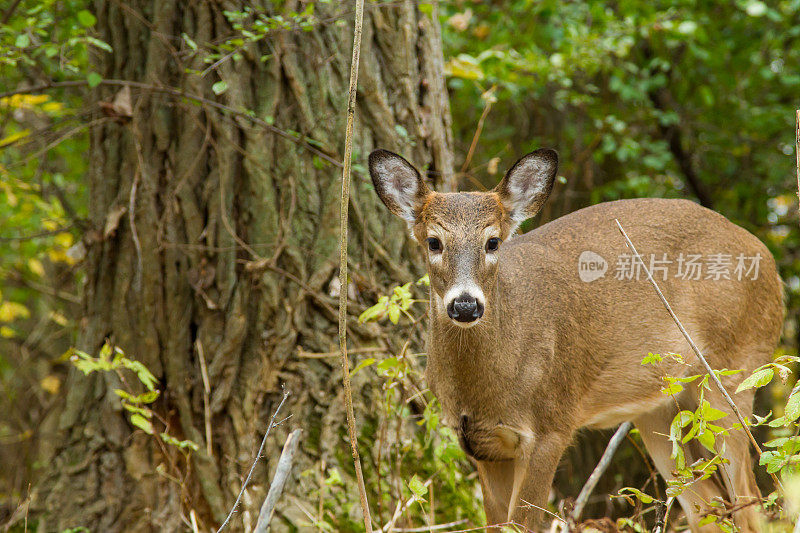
369 149 558 328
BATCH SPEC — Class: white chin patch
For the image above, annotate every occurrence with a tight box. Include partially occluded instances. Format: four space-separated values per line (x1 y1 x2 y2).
451 317 480 328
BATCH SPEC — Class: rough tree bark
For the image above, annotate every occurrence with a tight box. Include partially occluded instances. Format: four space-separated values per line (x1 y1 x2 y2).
35 1 453 531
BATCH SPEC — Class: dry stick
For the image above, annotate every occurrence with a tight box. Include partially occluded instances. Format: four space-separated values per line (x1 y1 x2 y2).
337 1 373 532
254 429 303 533
216 389 290 533
460 86 496 174
195 339 213 457
614 219 783 491
571 421 633 522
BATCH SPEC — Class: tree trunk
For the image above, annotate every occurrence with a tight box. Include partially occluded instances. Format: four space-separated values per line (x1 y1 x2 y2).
35 1 453 531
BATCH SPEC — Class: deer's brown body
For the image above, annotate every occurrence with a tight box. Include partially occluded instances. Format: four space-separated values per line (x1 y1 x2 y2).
369 149 783 532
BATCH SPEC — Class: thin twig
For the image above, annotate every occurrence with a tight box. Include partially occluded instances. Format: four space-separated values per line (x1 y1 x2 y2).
571 421 633 522
254 429 303 533
460 86 495 174
520 499 567 525
216 388 290 532
195 339 213 457
337 1 372 532
614 219 783 491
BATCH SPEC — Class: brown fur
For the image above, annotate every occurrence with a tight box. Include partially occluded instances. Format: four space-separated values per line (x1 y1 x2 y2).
369 149 784 532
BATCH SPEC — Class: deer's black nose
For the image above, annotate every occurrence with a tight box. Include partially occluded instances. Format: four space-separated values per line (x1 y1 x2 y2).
447 293 484 322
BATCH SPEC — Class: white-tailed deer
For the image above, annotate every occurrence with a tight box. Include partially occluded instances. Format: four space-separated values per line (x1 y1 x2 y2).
369 148 784 532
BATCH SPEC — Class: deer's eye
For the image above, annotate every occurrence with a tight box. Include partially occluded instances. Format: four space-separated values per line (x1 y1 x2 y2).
427 237 442 252
486 237 501 252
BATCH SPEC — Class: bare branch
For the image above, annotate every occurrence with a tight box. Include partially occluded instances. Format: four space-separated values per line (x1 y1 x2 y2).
571 421 633 522
216 388 290 532
254 429 302 533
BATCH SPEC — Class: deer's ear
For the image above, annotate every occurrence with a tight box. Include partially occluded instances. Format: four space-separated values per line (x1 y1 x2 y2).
495 149 558 224
369 149 430 222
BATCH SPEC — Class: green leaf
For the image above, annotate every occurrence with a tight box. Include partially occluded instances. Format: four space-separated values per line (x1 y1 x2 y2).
85 36 113 53
785 385 800 422
764 437 789 448
350 358 376 378
122 402 152 417
138 390 160 403
735 368 774 393
408 475 428 498
87 72 102 88
130 413 154 434
661 381 683 396
445 54 484 80
697 429 716 453
77 10 97 27
160 433 199 451
15 34 30 48
617 487 654 504
212 80 228 95
700 402 728 422
698 515 717 527
120 359 158 391
768 415 787 428
358 297 388 323
324 467 343 486
181 33 198 51
388 304 400 324
114 389 133 400
641 352 662 365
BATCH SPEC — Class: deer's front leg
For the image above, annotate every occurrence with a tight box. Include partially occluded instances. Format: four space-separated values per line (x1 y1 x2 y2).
476 432 569 530
510 433 569 529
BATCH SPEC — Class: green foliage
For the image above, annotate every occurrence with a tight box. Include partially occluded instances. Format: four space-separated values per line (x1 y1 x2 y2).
68 342 198 452
629 349 800 528
358 276 429 324
0 0 96 352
